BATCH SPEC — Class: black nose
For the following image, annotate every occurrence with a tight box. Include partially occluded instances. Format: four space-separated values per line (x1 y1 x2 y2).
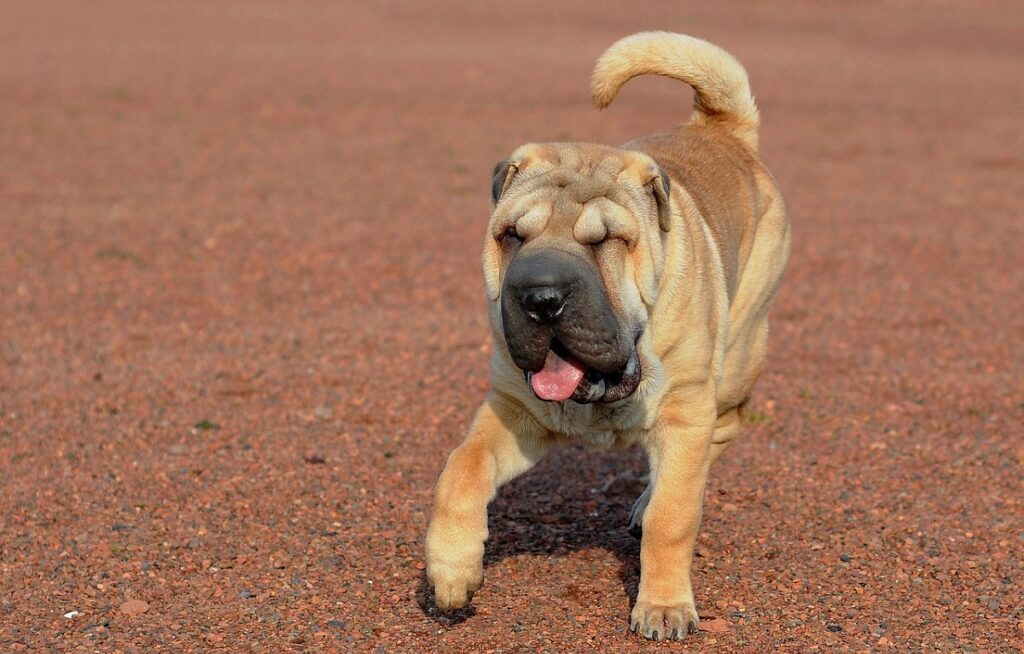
504 250 579 325
521 285 568 323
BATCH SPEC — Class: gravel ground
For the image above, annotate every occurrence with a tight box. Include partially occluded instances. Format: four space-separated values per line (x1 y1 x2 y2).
1 1 1022 652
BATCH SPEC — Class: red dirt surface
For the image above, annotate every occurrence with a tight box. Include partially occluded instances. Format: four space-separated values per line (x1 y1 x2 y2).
2 2 1022 652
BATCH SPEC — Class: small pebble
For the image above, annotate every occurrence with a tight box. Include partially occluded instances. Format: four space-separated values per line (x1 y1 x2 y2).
119 599 150 617
699 618 730 633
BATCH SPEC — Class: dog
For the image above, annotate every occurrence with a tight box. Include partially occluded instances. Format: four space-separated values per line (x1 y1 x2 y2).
425 32 790 641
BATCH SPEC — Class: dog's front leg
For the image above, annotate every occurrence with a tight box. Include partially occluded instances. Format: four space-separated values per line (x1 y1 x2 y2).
426 393 548 611
631 393 715 641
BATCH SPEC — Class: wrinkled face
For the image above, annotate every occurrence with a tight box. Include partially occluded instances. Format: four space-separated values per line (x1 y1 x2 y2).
483 143 671 404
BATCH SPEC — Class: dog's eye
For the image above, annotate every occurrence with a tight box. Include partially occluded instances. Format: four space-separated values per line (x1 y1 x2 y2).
593 233 622 246
592 234 630 251
500 226 523 247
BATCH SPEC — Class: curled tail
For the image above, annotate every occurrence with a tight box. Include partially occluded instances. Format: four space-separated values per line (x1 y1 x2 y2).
591 31 760 150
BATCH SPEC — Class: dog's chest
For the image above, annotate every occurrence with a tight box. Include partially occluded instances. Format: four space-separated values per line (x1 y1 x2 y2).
540 399 645 447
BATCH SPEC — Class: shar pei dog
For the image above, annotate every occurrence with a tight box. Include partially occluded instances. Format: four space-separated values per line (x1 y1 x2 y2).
426 31 791 641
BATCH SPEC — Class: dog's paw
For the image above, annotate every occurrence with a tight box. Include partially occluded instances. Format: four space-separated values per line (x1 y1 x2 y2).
427 560 483 612
629 600 700 641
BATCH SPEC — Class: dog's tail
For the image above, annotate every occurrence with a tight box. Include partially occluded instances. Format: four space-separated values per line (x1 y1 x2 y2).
591 31 760 150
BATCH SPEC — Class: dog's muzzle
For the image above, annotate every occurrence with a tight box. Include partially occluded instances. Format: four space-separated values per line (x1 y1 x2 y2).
500 249 641 404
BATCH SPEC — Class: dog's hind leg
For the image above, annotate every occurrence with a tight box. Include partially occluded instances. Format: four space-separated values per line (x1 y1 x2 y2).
628 479 653 539
710 398 748 464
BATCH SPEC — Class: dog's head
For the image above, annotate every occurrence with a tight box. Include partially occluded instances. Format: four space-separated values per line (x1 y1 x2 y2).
483 143 671 404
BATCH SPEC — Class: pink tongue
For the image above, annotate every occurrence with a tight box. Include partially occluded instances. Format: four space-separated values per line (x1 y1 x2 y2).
530 350 586 401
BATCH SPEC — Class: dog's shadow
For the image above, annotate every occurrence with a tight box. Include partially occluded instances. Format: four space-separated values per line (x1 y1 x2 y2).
416 445 649 626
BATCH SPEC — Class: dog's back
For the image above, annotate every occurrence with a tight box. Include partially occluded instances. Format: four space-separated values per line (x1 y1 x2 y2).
629 129 766 303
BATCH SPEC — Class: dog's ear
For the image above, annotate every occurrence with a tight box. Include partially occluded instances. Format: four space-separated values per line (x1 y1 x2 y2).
491 160 519 204
649 169 671 232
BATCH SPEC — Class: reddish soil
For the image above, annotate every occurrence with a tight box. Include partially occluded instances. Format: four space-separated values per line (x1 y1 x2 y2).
2 1 1022 652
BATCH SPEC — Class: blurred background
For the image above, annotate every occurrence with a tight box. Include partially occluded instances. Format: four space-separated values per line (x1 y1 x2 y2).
1 1 1021 651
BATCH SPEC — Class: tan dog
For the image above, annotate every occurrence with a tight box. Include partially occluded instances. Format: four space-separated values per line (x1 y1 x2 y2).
426 32 790 641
